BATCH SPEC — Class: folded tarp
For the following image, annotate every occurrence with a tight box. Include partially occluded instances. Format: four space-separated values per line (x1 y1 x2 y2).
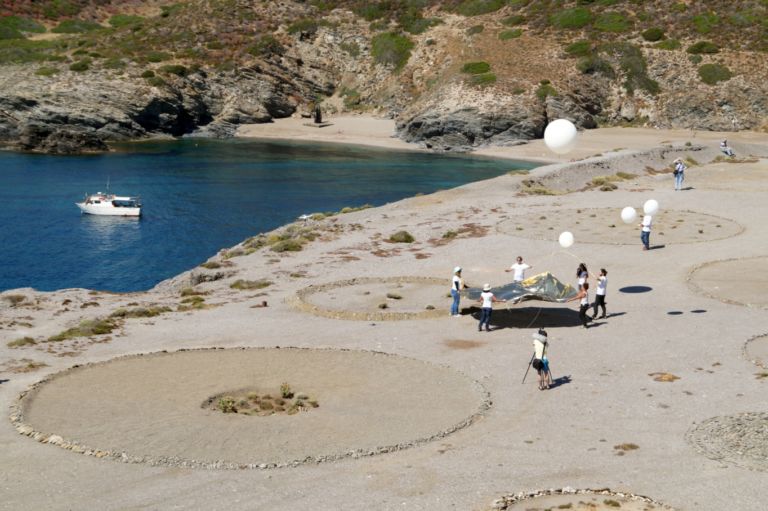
465 272 577 304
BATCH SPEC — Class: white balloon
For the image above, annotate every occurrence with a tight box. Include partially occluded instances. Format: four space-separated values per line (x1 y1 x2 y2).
621 206 637 224
643 199 659 216
544 119 578 155
558 231 574 248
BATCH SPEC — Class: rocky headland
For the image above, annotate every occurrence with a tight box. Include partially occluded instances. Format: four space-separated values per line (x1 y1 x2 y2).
1 0 767 154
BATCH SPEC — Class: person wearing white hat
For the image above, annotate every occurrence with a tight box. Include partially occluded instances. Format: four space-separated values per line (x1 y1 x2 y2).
450 266 467 317
531 329 551 390
477 283 506 332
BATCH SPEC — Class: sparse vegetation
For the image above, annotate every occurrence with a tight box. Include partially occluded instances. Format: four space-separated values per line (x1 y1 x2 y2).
388 230 415 243
48 318 117 342
461 61 490 74
208 385 316 416
52 19 101 34
550 7 593 29
698 63 732 85
158 64 188 77
108 14 144 28
200 261 222 269
655 39 681 50
641 27 665 41
68 58 90 72
371 31 414 71
565 40 592 57
594 12 630 33
535 80 557 100
471 72 496 86
498 29 522 40
687 41 719 54
501 14 525 26
109 306 172 319
453 0 507 17
230 279 272 290
3 294 27 306
600 42 659 95
270 239 305 252
466 24 484 35
7 336 37 348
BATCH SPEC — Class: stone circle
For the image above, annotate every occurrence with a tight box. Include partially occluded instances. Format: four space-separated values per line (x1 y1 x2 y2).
12 348 489 469
496 208 742 245
687 256 768 308
292 276 449 320
490 488 678 510
744 334 768 369
686 412 768 471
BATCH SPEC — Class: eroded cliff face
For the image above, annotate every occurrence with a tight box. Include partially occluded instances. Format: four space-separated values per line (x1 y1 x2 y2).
0 1 766 154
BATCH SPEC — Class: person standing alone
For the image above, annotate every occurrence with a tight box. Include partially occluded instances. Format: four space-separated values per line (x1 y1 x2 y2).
673 158 686 191
506 256 532 283
639 214 652 251
592 268 608 319
450 266 466 317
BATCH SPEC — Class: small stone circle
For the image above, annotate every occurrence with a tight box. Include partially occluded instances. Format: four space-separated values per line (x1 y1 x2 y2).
489 487 678 510
744 334 768 369
11 347 489 469
685 412 768 472
687 256 768 308
496 208 743 245
292 276 448 320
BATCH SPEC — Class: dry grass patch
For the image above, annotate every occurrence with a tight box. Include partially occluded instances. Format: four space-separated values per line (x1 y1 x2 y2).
649 372 680 382
109 306 172 319
230 279 272 291
2 294 27 307
203 383 318 416
4 359 48 373
47 318 118 342
443 339 486 350
7 336 36 348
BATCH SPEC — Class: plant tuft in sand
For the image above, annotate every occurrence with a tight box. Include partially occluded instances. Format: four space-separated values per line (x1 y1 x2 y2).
7 336 36 348
389 231 415 243
230 279 272 291
48 318 118 342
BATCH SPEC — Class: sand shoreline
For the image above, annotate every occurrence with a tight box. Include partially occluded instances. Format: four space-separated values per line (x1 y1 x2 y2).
2 119 768 511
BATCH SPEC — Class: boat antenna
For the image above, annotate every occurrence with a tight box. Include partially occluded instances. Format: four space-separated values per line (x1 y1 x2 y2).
106 176 110 195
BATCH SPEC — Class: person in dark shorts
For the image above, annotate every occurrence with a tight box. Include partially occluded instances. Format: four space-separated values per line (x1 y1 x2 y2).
532 329 550 390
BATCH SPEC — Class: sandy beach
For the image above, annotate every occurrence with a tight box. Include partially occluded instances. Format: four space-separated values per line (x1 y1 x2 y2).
2 116 768 510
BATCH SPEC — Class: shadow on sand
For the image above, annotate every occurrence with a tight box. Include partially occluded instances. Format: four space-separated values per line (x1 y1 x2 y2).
464 306 583 329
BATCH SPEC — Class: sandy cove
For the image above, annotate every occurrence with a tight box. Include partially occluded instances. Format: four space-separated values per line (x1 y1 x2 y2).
1 118 768 510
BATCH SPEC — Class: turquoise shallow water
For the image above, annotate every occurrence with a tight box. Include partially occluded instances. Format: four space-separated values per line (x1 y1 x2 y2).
0 138 535 292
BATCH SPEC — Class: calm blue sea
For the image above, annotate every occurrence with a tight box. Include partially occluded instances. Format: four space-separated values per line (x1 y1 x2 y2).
0 138 535 292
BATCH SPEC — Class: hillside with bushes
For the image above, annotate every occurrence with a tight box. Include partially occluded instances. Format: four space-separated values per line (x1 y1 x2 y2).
0 0 766 153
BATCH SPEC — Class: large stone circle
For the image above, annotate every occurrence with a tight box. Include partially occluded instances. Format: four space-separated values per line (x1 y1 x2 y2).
687 256 768 308
292 276 450 320
686 412 768 472
744 334 768 369
496 208 742 245
11 348 489 469
490 488 678 510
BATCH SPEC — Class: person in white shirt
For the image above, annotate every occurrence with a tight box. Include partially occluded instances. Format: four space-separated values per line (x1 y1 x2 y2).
450 266 466 317
639 215 652 250
531 329 551 390
506 256 532 282
592 268 608 319
569 282 591 328
477 283 505 332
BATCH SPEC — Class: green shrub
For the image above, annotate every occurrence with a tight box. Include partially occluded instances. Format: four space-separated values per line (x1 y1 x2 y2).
502 15 525 26
340 41 360 57
692 12 719 34
110 306 172 319
35 66 59 76
146 76 166 87
7 336 36 348
108 14 144 28
655 39 681 50
550 7 593 29
230 279 272 290
355 4 389 21
454 0 507 16
535 81 557 100
600 42 659 95
461 61 491 74
103 57 125 69
287 18 322 35
698 63 732 85
270 239 304 252
48 319 117 342
0 15 46 34
206 40 224 50
576 55 615 77
594 12 630 33
466 24 484 35
0 26 23 40
159 64 188 76
43 1 81 18
389 230 415 243
471 72 496 86
499 29 522 40
565 40 592 57
146 51 171 63
688 54 702 64
141 69 155 78
641 27 665 41
52 20 102 34
248 34 283 56
687 41 719 54
399 12 441 35
371 32 414 71
69 58 90 72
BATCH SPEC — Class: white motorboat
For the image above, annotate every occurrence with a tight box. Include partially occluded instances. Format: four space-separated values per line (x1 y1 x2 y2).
76 192 141 216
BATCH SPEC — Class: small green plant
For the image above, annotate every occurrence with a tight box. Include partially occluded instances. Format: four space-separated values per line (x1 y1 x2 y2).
388 230 415 243
461 61 490 74
145 51 171 63
698 63 732 85
340 87 362 109
466 24 484 35
52 20 102 34
199 261 221 269
577 55 615 77
442 230 458 239
386 293 402 300
35 66 59 76
535 80 557 100
453 0 508 16
230 279 272 290
603 500 621 508
641 27 665 41
655 39 681 50
499 29 522 40
270 239 305 252
103 57 125 69
0 16 46 38
109 306 172 319
550 7 593 29
280 383 294 399
471 72 496 86
501 14 525 26
48 318 117 342
371 32 414 71
159 64 188 77
7 336 36 348
108 14 144 28
594 12 630 33
69 59 90 72
2 294 27 306
688 54 703 64
249 34 283 56
565 40 592 57
692 12 719 34
146 76 167 87
687 41 719 54
218 396 237 413
340 41 360 57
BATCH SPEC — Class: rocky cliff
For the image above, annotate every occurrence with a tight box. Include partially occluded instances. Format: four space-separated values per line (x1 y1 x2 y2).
0 0 766 154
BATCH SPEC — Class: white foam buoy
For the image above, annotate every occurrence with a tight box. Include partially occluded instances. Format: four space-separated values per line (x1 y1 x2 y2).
558 231 574 248
544 119 578 155
643 199 659 216
621 206 638 224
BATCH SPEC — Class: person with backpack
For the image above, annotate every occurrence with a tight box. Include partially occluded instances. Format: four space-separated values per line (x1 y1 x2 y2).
531 329 552 390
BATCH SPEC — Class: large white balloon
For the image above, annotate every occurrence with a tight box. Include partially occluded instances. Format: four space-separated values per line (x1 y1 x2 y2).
544 119 578 155
643 199 660 216
558 231 574 248
621 206 637 224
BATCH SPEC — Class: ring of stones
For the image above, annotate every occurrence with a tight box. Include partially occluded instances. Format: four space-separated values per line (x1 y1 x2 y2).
11 347 490 469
